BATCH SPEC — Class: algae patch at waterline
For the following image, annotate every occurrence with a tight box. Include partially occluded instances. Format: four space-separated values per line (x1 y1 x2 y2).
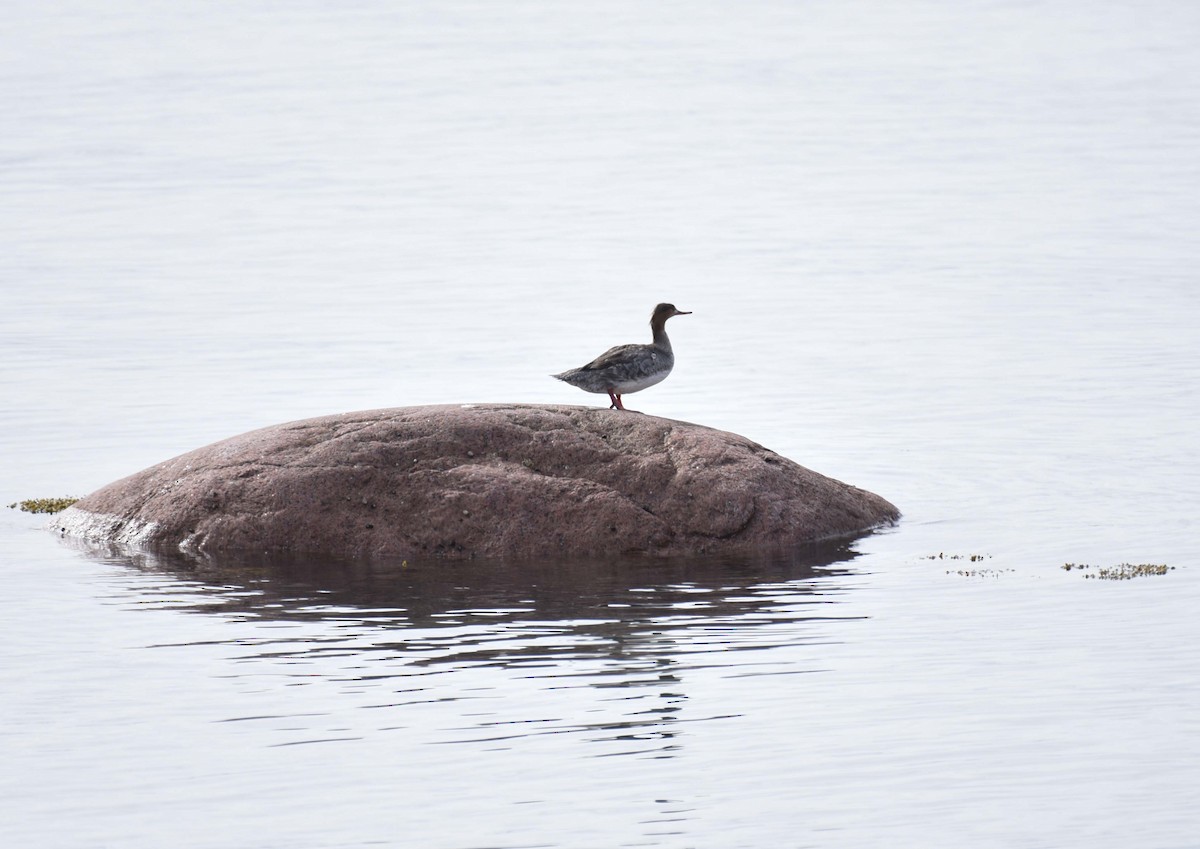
8 497 78 515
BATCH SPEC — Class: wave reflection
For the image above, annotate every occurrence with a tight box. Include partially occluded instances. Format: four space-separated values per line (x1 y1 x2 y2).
68 540 869 758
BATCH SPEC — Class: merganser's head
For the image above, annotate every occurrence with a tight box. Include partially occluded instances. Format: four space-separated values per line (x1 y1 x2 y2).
652 303 692 323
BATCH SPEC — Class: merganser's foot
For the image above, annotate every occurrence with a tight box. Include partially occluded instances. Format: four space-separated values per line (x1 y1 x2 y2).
607 391 626 411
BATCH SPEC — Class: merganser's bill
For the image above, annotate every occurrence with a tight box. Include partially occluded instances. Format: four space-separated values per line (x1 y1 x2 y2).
552 303 690 411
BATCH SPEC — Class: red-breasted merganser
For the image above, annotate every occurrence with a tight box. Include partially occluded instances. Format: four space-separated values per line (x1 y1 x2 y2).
552 303 691 411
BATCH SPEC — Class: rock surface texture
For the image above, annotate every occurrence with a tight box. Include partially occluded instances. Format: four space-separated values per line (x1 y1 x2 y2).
54 404 899 560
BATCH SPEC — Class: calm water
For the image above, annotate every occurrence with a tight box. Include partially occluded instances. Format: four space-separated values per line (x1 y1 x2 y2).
2 1 1198 847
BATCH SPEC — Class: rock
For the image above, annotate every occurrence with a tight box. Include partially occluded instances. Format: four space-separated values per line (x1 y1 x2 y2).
52 404 899 560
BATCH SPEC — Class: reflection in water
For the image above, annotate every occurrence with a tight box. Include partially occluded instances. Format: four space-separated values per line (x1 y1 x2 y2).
68 539 866 759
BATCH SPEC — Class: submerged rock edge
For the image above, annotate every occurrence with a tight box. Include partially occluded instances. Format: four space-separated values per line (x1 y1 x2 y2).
52 507 161 549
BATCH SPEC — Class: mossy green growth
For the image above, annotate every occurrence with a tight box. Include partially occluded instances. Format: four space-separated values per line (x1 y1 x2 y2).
7 497 79 514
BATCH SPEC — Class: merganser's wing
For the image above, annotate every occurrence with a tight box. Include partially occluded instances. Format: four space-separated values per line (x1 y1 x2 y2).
580 343 646 371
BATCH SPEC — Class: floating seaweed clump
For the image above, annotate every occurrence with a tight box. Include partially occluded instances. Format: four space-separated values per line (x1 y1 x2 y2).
7 497 78 514
1062 562 1175 580
946 568 1014 578
923 552 991 562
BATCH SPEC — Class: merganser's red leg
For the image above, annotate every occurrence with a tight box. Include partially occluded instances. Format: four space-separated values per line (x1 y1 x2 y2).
607 390 625 410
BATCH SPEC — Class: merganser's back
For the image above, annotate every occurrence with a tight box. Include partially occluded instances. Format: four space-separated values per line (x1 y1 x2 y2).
552 303 691 411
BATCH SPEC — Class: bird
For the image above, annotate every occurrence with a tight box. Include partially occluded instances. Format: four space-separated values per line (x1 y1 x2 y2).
552 303 691 411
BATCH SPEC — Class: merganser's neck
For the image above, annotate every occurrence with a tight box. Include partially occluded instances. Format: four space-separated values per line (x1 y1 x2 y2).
651 317 672 350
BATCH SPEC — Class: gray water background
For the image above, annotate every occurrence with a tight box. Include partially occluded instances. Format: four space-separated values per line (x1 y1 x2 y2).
2 2 1198 847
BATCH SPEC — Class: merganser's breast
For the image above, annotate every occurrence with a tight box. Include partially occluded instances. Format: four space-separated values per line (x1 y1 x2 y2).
611 368 671 393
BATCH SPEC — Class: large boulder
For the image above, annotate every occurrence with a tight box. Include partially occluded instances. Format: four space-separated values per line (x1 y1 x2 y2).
53 404 899 560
